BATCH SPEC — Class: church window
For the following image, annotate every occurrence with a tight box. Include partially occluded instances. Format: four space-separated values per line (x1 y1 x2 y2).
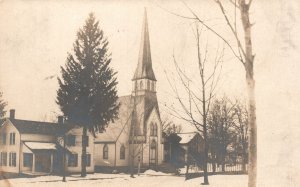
140 81 143 89
150 139 156 165
151 82 154 91
103 144 108 159
150 123 157 136
147 80 150 90
120 145 125 160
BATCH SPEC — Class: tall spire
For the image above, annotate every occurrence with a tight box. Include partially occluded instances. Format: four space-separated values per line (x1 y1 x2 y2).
132 8 156 81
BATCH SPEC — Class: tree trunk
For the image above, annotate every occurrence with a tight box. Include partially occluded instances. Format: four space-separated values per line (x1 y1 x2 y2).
240 1 257 186
212 153 216 174
185 164 190 180
246 76 256 186
62 134 66 182
242 140 247 172
203 127 209 185
221 152 225 172
81 126 87 177
221 146 226 172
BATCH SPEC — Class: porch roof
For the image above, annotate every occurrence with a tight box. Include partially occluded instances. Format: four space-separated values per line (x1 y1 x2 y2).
24 142 57 150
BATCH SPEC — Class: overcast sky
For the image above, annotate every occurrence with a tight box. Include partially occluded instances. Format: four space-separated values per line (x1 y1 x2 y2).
1 1 300 184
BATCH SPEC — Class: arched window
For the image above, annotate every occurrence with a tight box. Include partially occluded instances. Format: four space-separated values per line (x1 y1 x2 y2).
151 139 156 149
151 82 155 91
150 123 157 136
120 145 125 160
134 81 138 90
147 80 150 90
150 123 154 136
103 144 108 159
153 123 157 136
140 81 143 89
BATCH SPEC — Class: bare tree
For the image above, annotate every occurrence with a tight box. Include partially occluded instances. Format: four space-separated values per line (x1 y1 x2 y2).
161 115 182 136
233 99 248 172
166 24 224 185
162 0 256 186
207 96 237 172
0 91 7 119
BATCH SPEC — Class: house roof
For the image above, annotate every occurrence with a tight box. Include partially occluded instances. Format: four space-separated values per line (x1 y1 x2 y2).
9 119 60 135
24 142 57 150
177 132 199 144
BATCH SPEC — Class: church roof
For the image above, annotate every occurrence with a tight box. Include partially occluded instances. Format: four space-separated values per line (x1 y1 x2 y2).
132 9 156 81
94 95 133 143
94 93 159 143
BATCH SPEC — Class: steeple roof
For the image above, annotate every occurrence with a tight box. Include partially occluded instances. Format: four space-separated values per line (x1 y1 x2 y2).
132 9 156 81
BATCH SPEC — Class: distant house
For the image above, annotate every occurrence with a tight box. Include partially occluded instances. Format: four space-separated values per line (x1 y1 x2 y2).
0 110 94 175
164 132 204 168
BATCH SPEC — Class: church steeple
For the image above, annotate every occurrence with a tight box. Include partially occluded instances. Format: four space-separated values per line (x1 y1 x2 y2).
132 9 157 95
132 8 156 81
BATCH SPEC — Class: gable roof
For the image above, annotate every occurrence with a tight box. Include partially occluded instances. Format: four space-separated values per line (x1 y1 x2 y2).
94 95 133 143
177 132 200 144
9 119 60 136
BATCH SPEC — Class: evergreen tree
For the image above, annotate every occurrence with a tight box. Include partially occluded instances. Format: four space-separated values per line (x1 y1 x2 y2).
57 13 119 177
0 91 7 118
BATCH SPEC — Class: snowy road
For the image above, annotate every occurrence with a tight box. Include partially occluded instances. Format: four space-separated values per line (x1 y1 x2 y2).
0 170 247 187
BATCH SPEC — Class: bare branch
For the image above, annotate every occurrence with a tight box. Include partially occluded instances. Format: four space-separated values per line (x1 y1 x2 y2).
215 0 246 66
180 0 244 63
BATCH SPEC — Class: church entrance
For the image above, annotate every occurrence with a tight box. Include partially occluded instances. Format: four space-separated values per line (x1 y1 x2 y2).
149 139 157 167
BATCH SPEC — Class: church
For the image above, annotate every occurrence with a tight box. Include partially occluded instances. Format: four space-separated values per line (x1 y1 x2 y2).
0 10 163 175
93 9 164 171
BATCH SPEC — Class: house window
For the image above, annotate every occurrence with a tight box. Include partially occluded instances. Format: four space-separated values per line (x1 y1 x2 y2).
9 133 15 145
103 144 108 159
0 152 7 166
120 145 125 160
150 123 157 136
23 153 33 167
9 152 16 167
68 153 78 167
86 154 91 167
67 135 76 146
0 133 6 145
83 136 89 147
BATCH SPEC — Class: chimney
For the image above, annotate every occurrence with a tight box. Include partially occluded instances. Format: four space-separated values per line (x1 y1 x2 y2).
58 116 64 125
10 109 15 119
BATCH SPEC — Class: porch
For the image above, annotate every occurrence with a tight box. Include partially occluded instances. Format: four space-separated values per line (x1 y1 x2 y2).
22 142 63 175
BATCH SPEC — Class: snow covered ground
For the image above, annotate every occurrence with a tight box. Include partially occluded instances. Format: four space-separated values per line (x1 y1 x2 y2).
0 170 247 187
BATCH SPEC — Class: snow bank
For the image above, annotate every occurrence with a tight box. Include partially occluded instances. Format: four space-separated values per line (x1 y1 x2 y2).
143 169 169 176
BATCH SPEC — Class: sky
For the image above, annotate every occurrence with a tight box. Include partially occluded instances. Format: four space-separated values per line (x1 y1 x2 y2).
1 0 300 185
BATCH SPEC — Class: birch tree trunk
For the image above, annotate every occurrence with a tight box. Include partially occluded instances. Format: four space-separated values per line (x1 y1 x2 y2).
240 1 257 186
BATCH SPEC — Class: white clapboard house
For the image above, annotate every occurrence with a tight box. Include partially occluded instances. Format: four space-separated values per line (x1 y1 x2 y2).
0 110 94 175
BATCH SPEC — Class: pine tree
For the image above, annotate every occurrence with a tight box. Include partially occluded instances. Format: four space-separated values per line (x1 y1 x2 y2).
0 91 7 119
57 13 119 177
